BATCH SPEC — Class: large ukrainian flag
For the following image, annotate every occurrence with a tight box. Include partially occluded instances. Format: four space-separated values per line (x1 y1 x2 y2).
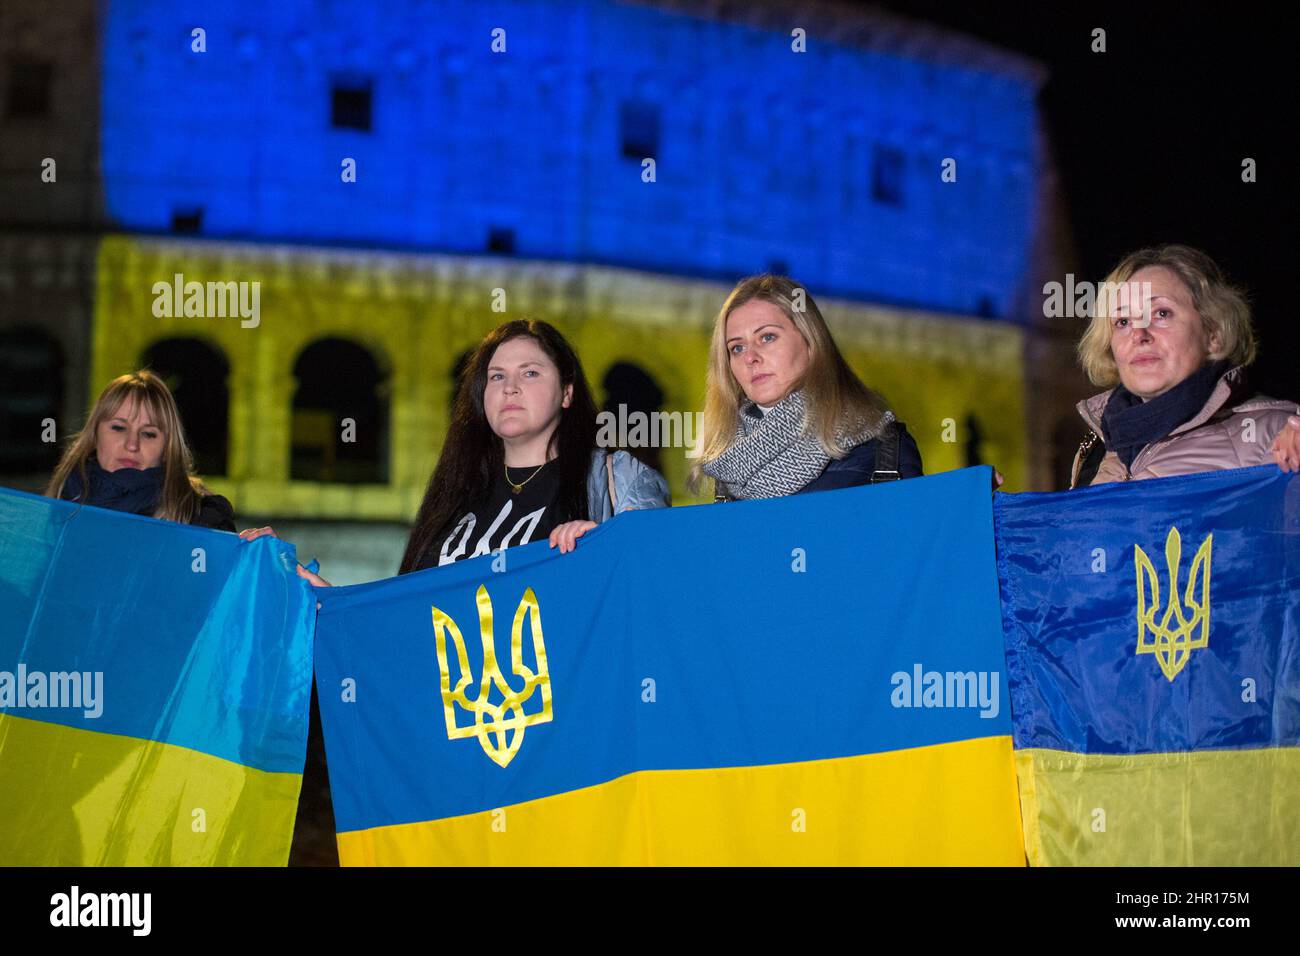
996 465 1300 865
0 487 315 865
315 467 1024 865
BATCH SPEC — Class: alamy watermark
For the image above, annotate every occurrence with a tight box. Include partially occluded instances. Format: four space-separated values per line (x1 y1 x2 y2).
152 272 260 328
890 662 1000 718
0 664 103 718
1042 276 1153 323
596 404 704 458
50 886 151 935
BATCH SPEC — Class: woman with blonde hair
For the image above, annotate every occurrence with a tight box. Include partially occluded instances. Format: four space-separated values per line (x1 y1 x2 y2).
695 274 922 500
1070 244 1300 487
45 370 235 530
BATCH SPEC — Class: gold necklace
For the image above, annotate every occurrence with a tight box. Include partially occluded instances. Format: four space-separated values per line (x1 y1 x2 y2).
505 459 548 494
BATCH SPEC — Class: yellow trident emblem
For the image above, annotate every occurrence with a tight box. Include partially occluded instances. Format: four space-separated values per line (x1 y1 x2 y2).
432 585 553 768
1135 526 1212 681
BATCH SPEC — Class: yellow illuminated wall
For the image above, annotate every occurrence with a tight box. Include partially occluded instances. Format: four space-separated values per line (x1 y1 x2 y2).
91 235 1025 521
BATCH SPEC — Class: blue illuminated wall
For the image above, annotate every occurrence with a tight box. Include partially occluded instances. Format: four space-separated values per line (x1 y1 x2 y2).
101 0 1041 318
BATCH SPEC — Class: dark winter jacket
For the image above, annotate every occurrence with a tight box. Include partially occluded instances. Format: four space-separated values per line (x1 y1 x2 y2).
798 421 924 494
59 459 236 531
713 420 924 500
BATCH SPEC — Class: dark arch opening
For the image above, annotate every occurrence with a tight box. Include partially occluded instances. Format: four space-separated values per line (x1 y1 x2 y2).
0 328 64 478
292 338 389 483
142 337 230 477
964 413 984 468
601 361 666 473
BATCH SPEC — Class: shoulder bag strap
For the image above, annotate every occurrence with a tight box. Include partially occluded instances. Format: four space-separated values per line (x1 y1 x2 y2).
869 422 901 483
605 452 618 512
1071 430 1106 489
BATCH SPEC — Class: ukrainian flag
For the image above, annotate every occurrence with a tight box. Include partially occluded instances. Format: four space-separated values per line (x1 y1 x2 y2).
0 487 315 865
315 467 1024 865
996 465 1300 866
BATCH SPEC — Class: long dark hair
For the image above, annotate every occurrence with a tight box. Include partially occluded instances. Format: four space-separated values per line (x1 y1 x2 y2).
399 319 599 573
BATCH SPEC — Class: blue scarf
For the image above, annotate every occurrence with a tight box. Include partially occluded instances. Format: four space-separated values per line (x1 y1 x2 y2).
61 459 166 516
1100 360 1230 469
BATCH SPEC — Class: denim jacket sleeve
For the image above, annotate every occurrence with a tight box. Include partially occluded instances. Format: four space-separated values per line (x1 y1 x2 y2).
585 450 672 522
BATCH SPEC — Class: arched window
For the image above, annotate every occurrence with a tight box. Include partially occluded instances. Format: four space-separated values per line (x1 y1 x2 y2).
0 328 64 478
291 338 389 483
142 338 229 477
601 361 666 473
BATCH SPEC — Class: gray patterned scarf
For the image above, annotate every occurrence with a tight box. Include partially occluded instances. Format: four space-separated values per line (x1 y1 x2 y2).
702 389 893 499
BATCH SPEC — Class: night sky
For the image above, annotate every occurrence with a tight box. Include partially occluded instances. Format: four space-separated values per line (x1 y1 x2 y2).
878 0 1296 400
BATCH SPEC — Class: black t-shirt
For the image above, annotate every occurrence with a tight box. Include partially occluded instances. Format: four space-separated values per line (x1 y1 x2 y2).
419 462 563 569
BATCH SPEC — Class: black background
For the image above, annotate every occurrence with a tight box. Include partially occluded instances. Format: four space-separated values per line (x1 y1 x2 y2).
879 0 1297 400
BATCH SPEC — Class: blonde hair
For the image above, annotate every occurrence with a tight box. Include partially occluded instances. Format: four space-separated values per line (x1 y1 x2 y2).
1077 244 1256 386
691 275 892 489
45 370 213 524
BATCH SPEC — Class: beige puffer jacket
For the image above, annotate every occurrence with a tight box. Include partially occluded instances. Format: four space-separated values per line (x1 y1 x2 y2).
1070 366 1299 488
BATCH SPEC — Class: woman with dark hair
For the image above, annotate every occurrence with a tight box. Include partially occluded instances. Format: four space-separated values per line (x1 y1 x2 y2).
399 318 670 570
47 369 235 530
243 319 669 580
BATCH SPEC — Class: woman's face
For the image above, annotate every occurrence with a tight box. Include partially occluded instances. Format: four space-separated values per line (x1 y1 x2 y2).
483 336 572 443
725 299 811 406
95 396 165 471
1110 265 1220 400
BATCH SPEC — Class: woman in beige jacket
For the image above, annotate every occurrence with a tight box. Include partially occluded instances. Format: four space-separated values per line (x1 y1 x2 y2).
1070 244 1300 488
